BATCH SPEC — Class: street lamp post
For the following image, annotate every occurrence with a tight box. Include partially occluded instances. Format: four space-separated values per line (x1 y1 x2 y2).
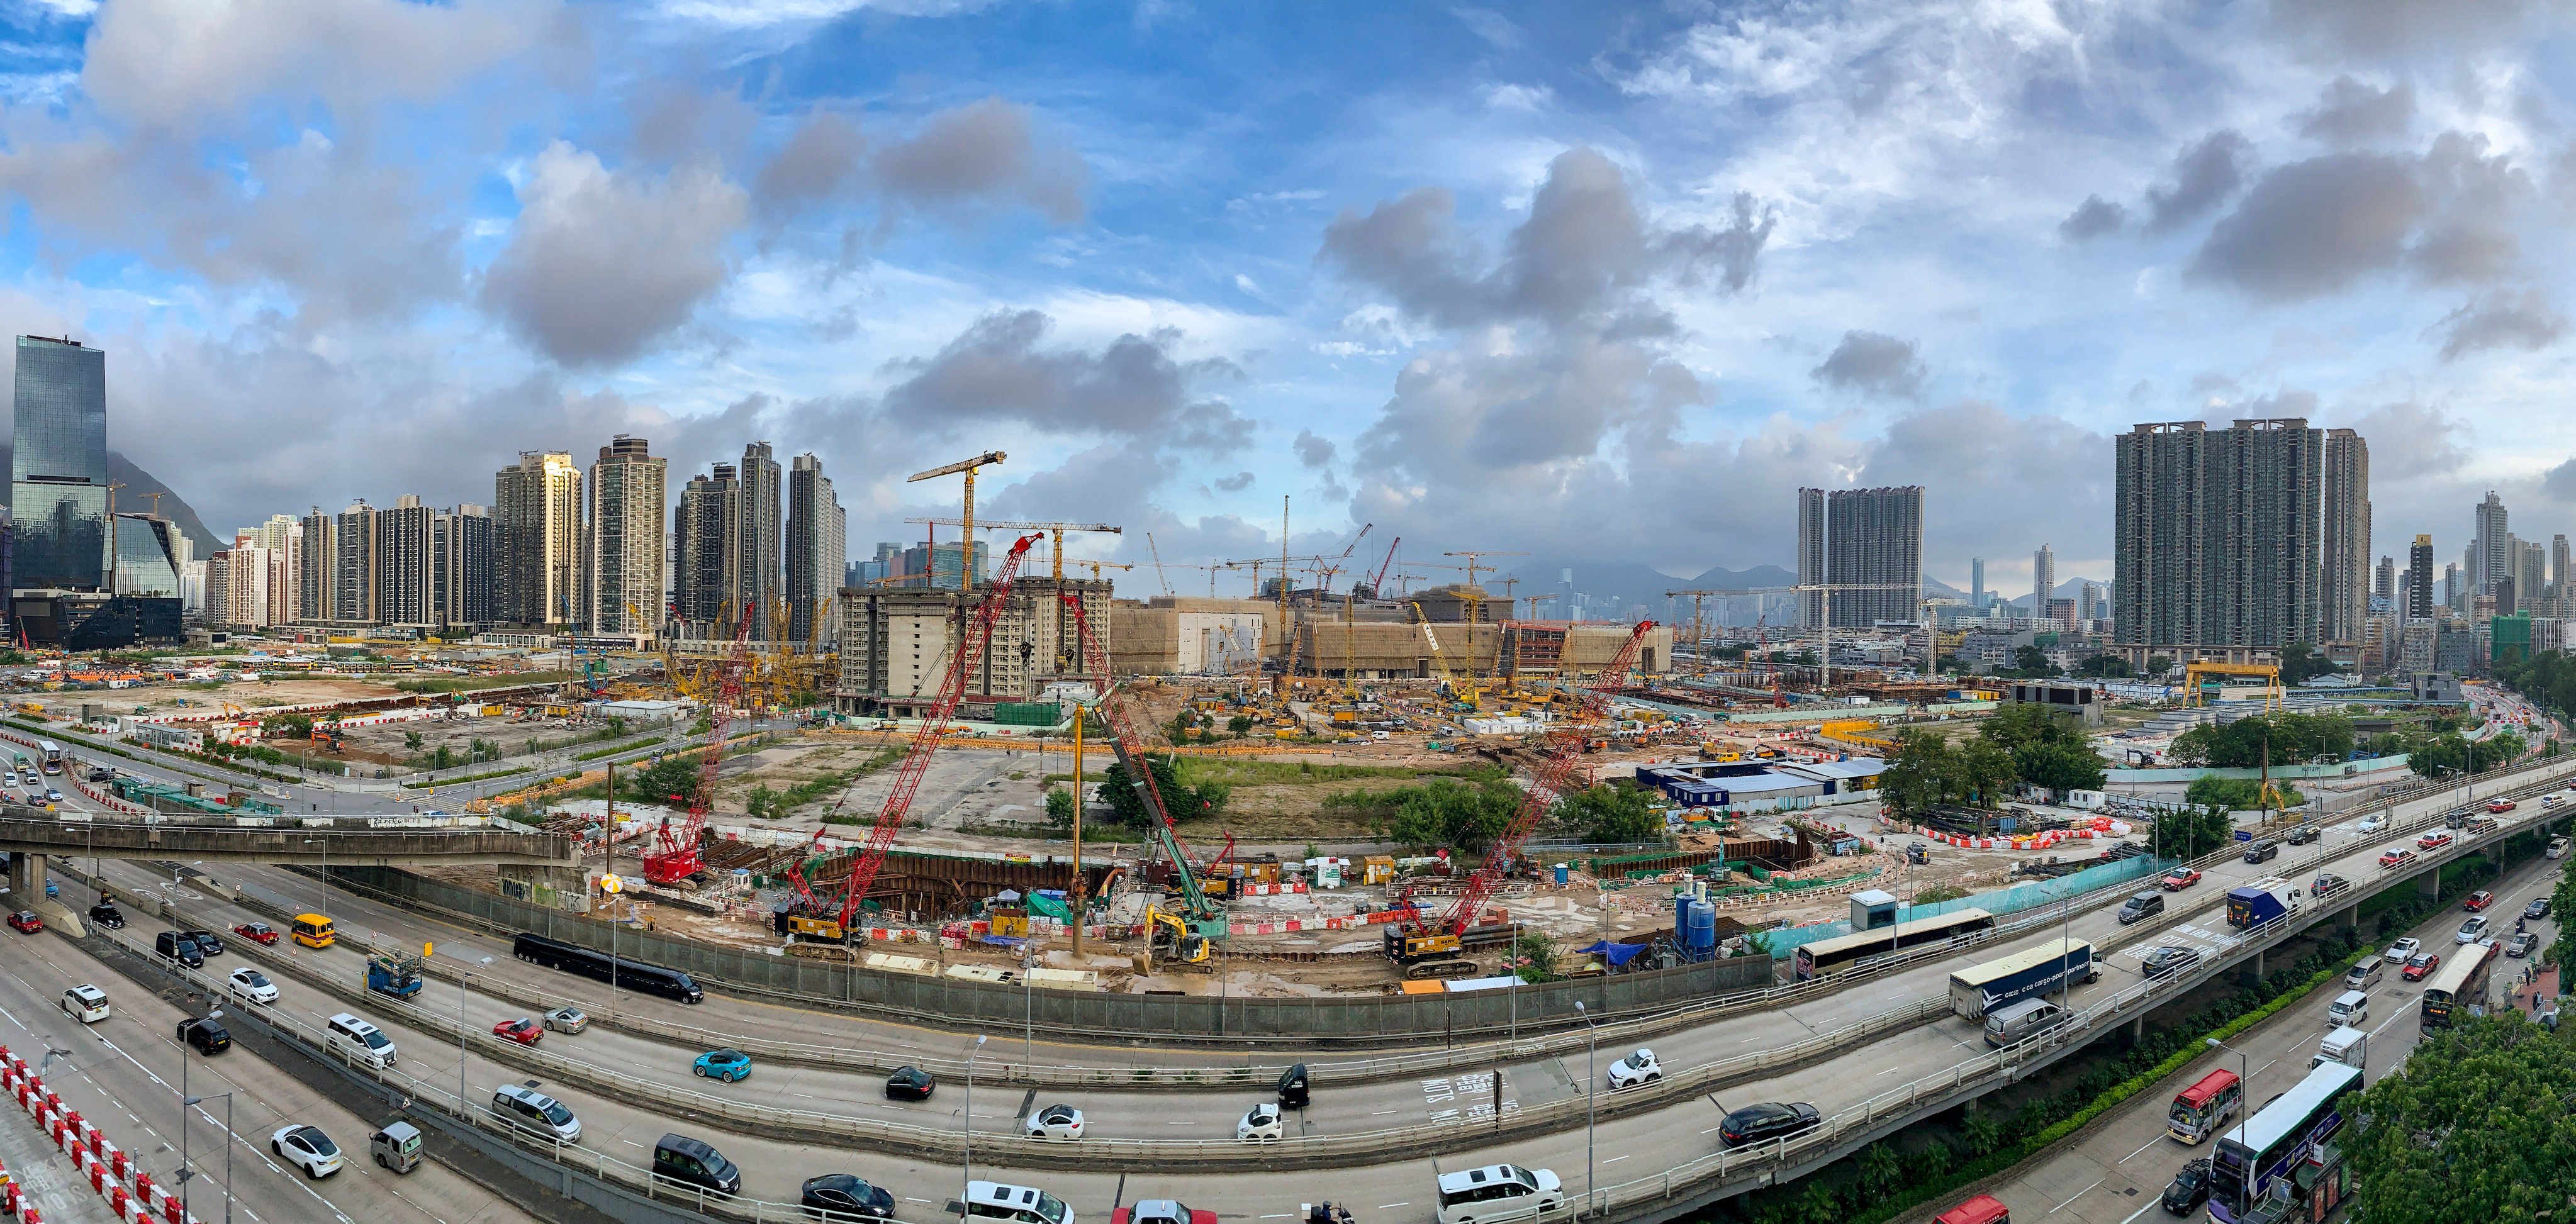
1575 1000 1598 1215
303 837 327 915
963 1034 988 1204
182 1091 234 1224
2205 1035 2251 1117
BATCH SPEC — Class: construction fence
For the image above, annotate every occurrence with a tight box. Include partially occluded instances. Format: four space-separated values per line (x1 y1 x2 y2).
332 867 1775 1043
1750 852 2174 957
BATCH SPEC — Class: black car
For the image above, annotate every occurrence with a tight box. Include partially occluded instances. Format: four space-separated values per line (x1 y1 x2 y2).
177 1017 230 1055
87 903 125 930
1717 1101 1820 1149
2286 824 2321 846
651 1134 740 1196
1278 1062 1311 1109
2528 898 2554 921
883 1066 935 1101
180 929 225 956
2312 873 2349 899
155 931 204 968
2141 946 2203 978
800 1174 895 1220
2243 839 2280 864
2163 1158 2212 1214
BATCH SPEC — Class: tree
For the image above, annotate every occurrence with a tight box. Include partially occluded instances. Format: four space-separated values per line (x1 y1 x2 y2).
1555 782 1664 844
1878 730 1958 817
2145 655 2173 677
2183 774 2302 812
2345 1015 2576 1222
1227 715 1255 737
262 713 314 740
404 730 425 752
1097 754 1230 830
2550 850 2576 967
2074 654 2134 677
2276 642 2341 686
2008 645 2053 676
630 754 705 807
1379 776 1520 852
1043 786 1076 832
2016 739 2107 793
744 782 781 820
2149 804 2234 859
1511 929 1557 984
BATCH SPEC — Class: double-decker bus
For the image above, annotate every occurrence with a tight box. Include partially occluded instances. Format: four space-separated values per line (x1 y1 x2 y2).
2166 1067 2243 1145
37 741 62 774
2208 1062 2362 1223
2421 938 2499 1029
1790 908 1996 980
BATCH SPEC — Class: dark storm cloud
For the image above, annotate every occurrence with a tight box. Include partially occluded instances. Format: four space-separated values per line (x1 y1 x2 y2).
2432 290 2567 361
2188 152 2424 299
2058 195 2127 242
2298 77 2414 145
2145 130 2254 233
877 309 1250 454
1811 331 1927 399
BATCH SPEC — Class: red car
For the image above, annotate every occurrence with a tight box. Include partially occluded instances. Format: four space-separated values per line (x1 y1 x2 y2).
2161 868 2202 891
491 1017 544 1045
1111 1203 1218 1224
2464 891 2495 911
231 921 278 946
2487 799 2518 813
5 911 40 934
2417 831 2455 851
2403 951 2441 981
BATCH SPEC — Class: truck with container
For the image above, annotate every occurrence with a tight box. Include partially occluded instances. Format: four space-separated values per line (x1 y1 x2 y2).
365 952 423 1000
1947 937 2098 1020
2224 877 2304 930
2312 1025 2366 1071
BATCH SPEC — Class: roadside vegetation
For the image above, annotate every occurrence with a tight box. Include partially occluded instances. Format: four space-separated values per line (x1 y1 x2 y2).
1878 704 2106 815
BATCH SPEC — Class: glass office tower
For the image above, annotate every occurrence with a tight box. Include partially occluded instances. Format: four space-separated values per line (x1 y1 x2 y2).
11 335 109 591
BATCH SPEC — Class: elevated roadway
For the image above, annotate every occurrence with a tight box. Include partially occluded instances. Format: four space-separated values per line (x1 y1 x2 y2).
0 816 578 871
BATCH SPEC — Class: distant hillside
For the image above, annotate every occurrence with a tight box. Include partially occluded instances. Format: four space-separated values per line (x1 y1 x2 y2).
0 447 220 555
1494 559 1798 613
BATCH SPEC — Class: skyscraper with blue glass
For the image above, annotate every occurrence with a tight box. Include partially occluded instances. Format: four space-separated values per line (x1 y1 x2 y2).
11 335 108 592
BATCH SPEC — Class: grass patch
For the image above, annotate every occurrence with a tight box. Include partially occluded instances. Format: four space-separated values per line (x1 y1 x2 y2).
758 746 904 820
1170 757 1488 786
393 671 574 694
399 765 527 790
574 732 672 762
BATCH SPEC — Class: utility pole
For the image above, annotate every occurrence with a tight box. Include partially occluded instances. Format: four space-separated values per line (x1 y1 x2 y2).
1070 707 1084 956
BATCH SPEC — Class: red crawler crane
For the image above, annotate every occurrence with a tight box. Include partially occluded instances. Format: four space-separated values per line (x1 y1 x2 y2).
642 600 757 886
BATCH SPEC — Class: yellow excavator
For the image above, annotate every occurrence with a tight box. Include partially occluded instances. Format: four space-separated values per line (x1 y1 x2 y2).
1147 904 1211 964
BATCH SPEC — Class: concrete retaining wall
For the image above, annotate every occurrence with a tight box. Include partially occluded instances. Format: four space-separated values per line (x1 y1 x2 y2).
335 866 1776 1045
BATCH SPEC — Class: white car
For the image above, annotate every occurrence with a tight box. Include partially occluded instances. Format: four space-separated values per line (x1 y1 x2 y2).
1237 1102 1284 1142
1024 1104 1084 1141
270 1125 344 1179
2356 812 2389 835
2385 937 2422 964
59 984 108 1024
225 967 278 1006
1606 1048 1663 1090
2458 916 2492 944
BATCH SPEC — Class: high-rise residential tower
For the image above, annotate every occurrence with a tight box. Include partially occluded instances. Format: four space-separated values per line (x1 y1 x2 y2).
2474 491 2509 596
2319 428 2370 643
2374 556 2395 604
333 501 379 623
495 450 581 626
732 442 783 631
433 503 495 630
786 453 846 646
11 335 108 592
672 465 737 633
1794 486 1924 628
1970 557 1984 610
374 495 434 627
2409 535 2434 620
581 435 666 641
2032 543 2055 625
2112 418 2327 653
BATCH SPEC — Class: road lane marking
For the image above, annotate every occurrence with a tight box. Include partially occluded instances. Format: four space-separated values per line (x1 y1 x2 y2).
1376 1204 1408 1210
2049 1178 2103 1213
1601 1155 1628 1164
2117 1204 2159 1224
2119 1135 2163 1164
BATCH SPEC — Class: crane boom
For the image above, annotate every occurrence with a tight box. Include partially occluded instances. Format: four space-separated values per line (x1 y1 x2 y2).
1057 593 1219 922
642 599 756 885
827 533 1044 924
1431 620 1656 937
1367 536 1401 596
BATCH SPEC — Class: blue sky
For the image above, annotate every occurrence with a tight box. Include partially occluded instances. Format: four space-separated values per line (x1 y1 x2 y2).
4 0 2576 601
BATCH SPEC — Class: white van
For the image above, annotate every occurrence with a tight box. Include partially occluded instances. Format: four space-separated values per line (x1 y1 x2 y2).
963 1181 1072 1224
1435 1164 1565 1224
491 1084 581 1143
326 1013 398 1069
1983 998 2069 1049
59 984 108 1025
2551 835 2570 860
2344 957 2384 991
2326 990 2369 1028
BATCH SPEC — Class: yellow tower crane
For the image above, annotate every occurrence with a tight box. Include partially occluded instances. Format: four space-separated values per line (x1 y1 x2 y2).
905 452 1007 593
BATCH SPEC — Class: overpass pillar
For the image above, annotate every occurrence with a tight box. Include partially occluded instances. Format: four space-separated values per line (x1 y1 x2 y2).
2336 903 2360 936
2419 871 2441 900
2239 949 2266 987
2486 845 2505 868
498 863 588 908
6 854 42 904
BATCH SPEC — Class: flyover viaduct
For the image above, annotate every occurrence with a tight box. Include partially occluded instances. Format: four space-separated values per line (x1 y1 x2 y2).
0 813 579 901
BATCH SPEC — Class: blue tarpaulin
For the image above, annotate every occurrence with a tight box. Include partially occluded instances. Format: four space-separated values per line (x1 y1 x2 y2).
1576 940 1647 967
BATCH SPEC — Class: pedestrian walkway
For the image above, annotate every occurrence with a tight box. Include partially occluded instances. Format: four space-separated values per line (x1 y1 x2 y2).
2509 961 2560 1024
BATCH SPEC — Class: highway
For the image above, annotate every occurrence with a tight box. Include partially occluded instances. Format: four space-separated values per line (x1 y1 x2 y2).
1963 845 2564 1224
0 923 536 1224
